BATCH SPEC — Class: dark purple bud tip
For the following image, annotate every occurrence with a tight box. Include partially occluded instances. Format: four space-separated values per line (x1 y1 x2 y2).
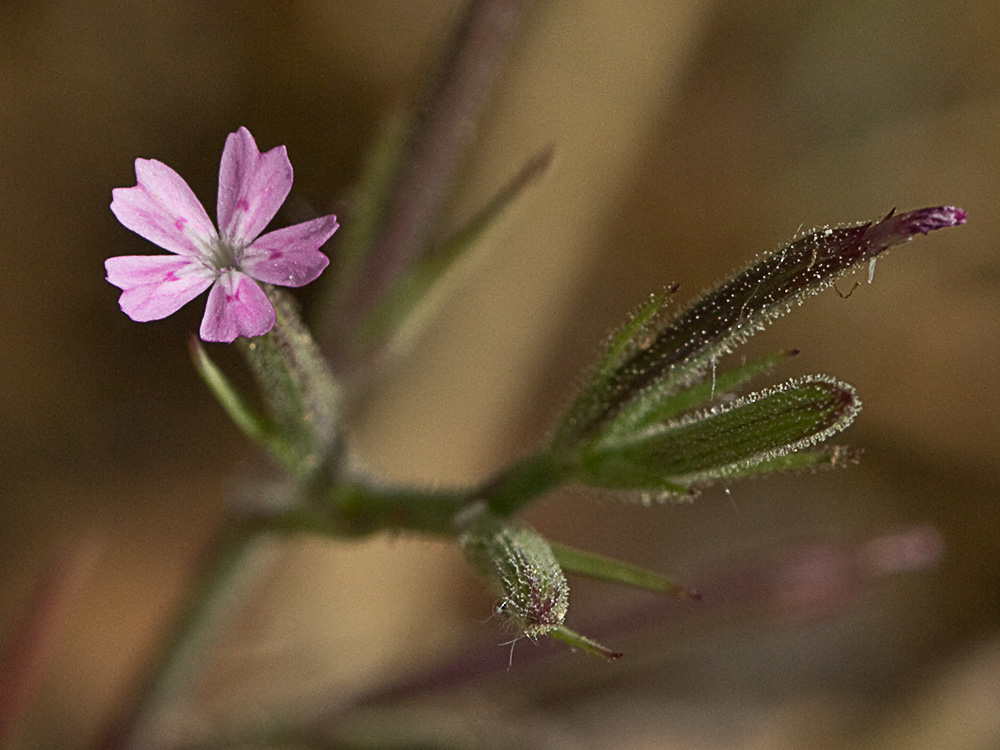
906 205 967 233
868 206 967 248
555 205 965 446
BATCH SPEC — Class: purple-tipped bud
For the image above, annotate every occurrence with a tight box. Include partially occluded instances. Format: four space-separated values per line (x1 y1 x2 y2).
557 207 966 445
866 206 966 246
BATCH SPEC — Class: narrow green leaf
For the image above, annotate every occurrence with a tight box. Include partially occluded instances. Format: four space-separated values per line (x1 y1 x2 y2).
589 285 678 386
601 349 793 443
322 2 531 366
550 542 699 599
549 625 622 660
718 443 861 481
554 286 678 451
430 147 555 279
578 374 860 492
189 337 273 444
360 147 555 354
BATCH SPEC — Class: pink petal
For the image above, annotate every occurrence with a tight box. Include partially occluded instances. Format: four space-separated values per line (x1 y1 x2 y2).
199 270 275 343
106 255 215 321
240 214 338 287
216 127 293 248
111 159 218 257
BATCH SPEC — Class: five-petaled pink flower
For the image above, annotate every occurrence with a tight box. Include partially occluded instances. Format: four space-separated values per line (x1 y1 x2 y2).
106 127 338 342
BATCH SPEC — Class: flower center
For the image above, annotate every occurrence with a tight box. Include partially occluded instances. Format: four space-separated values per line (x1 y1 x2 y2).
204 238 240 271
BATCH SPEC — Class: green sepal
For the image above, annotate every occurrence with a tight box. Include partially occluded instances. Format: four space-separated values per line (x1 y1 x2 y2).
549 625 622 660
238 288 343 480
717 443 861 481
576 374 860 494
600 349 794 444
555 208 964 446
550 541 699 599
554 285 676 452
578 283 675 389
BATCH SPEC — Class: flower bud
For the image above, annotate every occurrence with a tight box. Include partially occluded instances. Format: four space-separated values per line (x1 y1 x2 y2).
573 374 860 494
555 207 965 448
550 207 964 497
459 515 569 639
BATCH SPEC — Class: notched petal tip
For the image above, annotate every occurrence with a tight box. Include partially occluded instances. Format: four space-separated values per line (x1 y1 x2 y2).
110 159 218 257
217 126 294 246
242 213 338 287
105 254 215 322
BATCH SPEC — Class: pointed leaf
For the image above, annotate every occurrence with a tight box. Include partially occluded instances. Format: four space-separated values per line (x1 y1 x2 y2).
555 285 678 451
428 147 555 284
189 337 273 445
601 349 794 444
360 146 555 355
718 443 861 481
549 625 622 660
551 541 699 599
321 2 530 366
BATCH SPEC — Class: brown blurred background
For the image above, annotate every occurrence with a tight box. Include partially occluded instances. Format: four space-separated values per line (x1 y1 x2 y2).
1 1 997 748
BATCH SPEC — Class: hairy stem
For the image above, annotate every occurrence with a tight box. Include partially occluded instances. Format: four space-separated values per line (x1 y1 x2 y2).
282 451 563 538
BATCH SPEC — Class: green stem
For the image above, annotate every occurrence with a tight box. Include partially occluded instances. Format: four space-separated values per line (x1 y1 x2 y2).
481 451 562 517
279 451 564 539
319 480 469 537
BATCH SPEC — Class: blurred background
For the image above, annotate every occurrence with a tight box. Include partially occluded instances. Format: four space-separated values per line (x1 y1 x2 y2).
1 1 997 748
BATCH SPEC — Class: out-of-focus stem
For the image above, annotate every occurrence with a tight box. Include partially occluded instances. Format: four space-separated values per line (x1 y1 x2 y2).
100 450 562 745
327 0 530 366
100 521 279 750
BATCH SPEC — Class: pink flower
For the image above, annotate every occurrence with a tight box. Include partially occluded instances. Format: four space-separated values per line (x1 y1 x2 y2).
106 127 338 342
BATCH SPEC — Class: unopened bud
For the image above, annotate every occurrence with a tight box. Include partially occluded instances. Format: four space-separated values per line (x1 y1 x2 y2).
459 515 569 639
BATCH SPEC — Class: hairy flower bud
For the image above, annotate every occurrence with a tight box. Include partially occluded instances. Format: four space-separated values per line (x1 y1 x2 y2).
550 207 964 497
459 515 569 639
556 206 965 447
575 374 861 494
